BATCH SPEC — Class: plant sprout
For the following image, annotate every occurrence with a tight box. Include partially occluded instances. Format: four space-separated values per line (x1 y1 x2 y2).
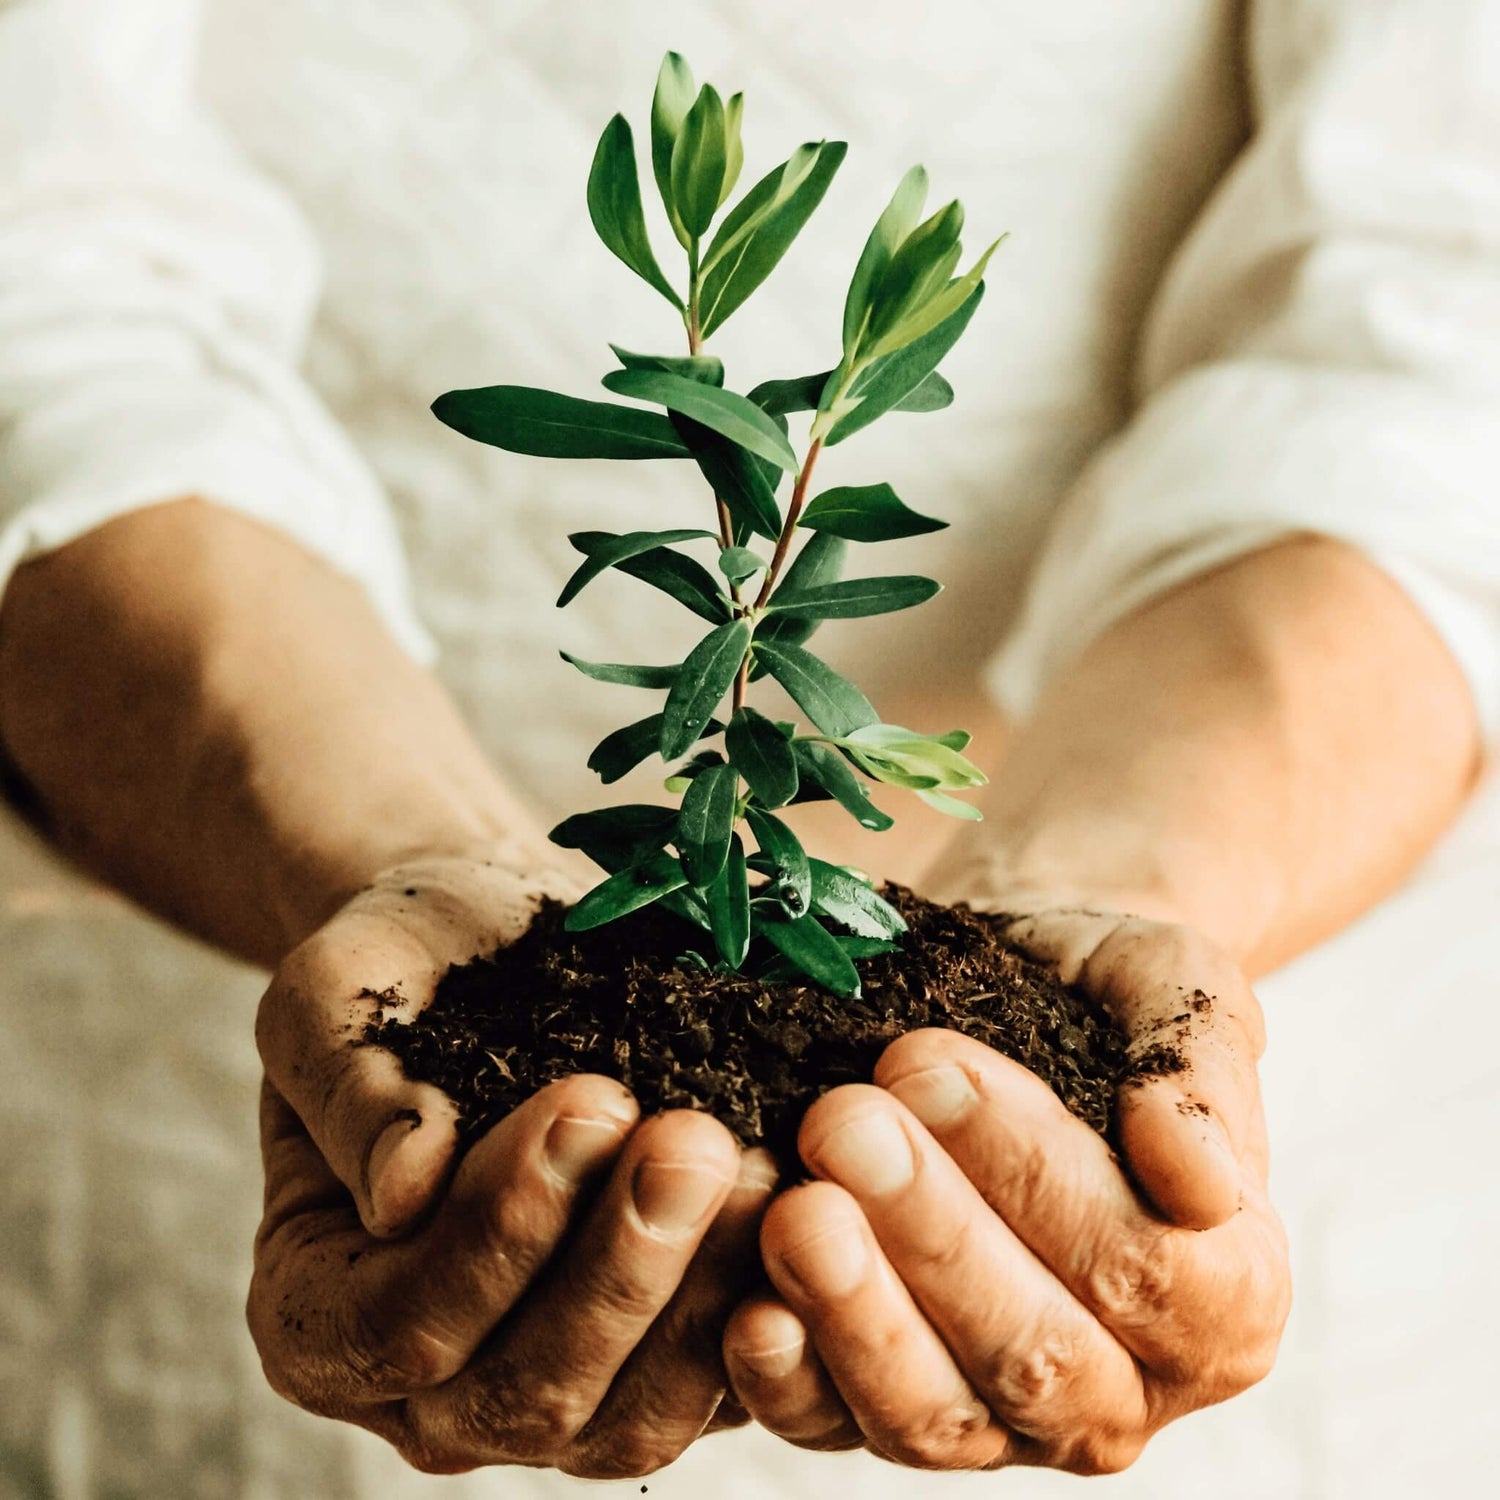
433 53 1002 998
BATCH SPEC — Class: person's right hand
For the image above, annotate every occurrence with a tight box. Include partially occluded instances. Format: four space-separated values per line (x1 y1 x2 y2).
249 852 776 1478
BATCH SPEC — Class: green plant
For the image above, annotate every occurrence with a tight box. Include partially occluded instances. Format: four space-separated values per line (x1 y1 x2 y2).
433 53 1001 998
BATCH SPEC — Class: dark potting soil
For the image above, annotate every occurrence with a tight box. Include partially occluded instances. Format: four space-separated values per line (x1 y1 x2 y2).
366 887 1153 1166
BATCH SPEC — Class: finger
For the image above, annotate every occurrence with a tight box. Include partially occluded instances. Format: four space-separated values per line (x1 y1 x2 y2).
251 1072 637 1408
724 1297 864 1452
256 862 548 1235
561 1149 781 1480
761 1182 1019 1471
404 1110 739 1468
876 1029 1288 1380
798 1085 1148 1471
1004 910 1267 1226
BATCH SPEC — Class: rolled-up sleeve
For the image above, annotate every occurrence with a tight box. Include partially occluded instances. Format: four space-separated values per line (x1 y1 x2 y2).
990 0 1500 737
0 0 434 663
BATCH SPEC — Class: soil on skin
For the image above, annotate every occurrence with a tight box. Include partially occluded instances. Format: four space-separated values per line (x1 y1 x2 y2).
366 887 1165 1166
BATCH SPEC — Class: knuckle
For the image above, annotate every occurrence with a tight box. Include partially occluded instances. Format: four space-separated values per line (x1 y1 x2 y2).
880 1401 994 1470
393 1436 477 1477
561 1433 681 1481
341 1303 456 1394
1087 1229 1179 1327
1063 1429 1145 1477
446 1372 589 1463
977 1326 1087 1430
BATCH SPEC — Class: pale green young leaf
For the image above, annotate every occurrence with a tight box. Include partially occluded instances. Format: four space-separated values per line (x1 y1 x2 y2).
717 546 766 585
586 115 683 309
842 164 929 358
868 234 1006 359
660 619 753 758
916 787 985 820
863 199 964 349
799 483 948 543
433 386 691 460
671 83 727 238
564 851 688 931
721 92 745 206
602 369 799 471
651 52 696 246
610 345 724 385
700 144 820 278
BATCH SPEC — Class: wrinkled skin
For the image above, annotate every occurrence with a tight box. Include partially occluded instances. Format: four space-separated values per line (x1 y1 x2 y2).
722 905 1291 1473
249 856 775 1478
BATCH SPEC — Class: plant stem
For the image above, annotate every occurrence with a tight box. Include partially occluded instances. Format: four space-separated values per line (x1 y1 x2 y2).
753 439 824 609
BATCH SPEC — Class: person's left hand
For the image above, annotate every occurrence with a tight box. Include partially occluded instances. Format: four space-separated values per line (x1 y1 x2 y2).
721 905 1292 1473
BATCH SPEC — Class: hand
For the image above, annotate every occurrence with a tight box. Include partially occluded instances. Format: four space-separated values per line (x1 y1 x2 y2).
722 904 1290 1473
249 853 776 1477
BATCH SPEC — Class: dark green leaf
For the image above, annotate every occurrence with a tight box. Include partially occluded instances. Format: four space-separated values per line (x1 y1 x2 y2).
661 620 752 758
699 141 847 337
843 164 928 358
751 641 878 736
765 574 941 620
749 533 847 666
559 528 717 607
670 83 727 238
614 547 732 623
799 483 947 543
705 833 750 966
564 851 688 932
893 370 954 412
809 858 907 939
726 708 798 808
549 804 678 871
560 652 678 688
651 52 696 245
602 369 798 472
587 713 665 783
718 546 765 585
791 741 894 831
756 913 861 998
661 887 713 931
827 284 985 446
675 761 739 888
835 936 903 960
433 386 691 461
610 345 723 386
671 415 782 541
587 115 683 309
744 806 812 914
748 367 951 417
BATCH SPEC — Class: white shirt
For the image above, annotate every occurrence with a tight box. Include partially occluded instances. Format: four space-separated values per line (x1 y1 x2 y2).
1 3 1499 1496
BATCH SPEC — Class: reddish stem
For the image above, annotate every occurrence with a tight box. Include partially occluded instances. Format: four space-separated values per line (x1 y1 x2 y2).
753 439 824 610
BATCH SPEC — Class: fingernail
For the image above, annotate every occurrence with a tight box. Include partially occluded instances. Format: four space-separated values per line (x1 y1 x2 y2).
811 1111 913 1196
364 1111 421 1228
545 1114 628 1182
775 1216 869 1298
888 1065 978 1128
633 1159 732 1234
732 1339 804 1380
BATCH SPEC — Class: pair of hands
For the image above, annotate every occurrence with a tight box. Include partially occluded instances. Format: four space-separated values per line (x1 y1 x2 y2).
247 855 1290 1478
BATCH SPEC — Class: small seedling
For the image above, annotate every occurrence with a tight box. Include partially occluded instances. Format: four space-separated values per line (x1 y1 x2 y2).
433 53 1002 998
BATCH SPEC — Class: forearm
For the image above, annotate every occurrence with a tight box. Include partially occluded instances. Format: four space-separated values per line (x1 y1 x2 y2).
932 536 1483 974
0 499 546 967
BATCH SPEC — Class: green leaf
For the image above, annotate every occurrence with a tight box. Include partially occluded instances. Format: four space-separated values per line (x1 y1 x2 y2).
721 92 745 207
749 367 951 418
726 708 798 808
560 652 678 689
706 833 750 966
810 858 907 940
791 741 894 831
744 806 812 914
609 546 732 624
610 344 724 386
661 619 753 758
559 528 717 608
675 760 739 888
564 851 689 932
718 546 765 585
751 532 847 665
602 369 798 472
864 199 965 347
752 641 878 736
843 164 929 358
433 386 691 461
699 141 847 337
869 234 1005 360
765 574 941 620
651 52 696 246
671 83 727 238
671 416 783 541
549 804 678 871
936 729 972 751
827 284 986 446
916 787 985 820
799 483 947 543
840 723 986 789
587 115 683 309
756 913 861 998
587 713 666 783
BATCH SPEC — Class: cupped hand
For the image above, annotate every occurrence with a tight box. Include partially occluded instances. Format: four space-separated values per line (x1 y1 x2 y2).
249 854 775 1477
722 905 1291 1472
